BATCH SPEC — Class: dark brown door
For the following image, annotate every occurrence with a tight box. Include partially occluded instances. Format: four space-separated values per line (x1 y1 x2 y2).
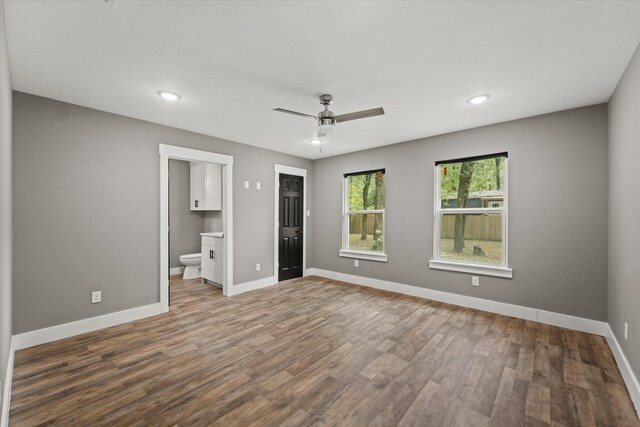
279 173 303 281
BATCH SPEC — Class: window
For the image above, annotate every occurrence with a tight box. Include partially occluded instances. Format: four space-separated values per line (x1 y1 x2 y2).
429 153 512 278
339 169 387 262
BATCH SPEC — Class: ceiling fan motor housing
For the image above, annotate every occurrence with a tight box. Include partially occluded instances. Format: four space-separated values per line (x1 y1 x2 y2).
318 94 336 125
318 116 335 126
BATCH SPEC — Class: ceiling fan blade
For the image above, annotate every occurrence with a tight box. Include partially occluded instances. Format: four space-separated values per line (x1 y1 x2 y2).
273 108 318 119
334 107 385 123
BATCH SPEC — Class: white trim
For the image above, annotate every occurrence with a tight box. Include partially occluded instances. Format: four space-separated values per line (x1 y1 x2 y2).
346 209 385 215
606 326 640 413
428 259 513 278
228 276 277 296
504 158 509 266
160 144 233 299
160 150 169 309
438 207 504 214
12 303 165 351
274 164 307 178
222 163 234 296
305 268 607 336
169 266 184 276
433 163 439 264
0 338 14 427
274 164 307 283
338 250 388 263
159 144 233 165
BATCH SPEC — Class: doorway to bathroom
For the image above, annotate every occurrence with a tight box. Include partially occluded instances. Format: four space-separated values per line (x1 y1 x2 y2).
159 144 234 311
168 159 226 305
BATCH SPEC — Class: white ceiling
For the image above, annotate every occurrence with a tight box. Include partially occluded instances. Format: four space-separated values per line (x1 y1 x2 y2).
4 1 640 159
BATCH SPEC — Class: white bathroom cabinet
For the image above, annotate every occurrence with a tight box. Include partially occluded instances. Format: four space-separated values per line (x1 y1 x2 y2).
201 235 224 285
190 162 221 211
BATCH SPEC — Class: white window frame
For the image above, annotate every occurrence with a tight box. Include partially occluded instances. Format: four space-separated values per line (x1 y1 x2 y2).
339 170 388 262
429 155 512 278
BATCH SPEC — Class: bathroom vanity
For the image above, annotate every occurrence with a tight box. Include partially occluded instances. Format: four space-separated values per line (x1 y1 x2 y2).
201 232 224 286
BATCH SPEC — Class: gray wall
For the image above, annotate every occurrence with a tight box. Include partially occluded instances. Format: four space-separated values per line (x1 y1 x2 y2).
0 0 13 407
169 159 204 269
312 105 609 321
204 211 223 234
12 92 313 333
608 43 640 377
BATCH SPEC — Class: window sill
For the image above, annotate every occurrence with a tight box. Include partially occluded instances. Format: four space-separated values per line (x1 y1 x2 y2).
339 250 388 263
428 259 513 278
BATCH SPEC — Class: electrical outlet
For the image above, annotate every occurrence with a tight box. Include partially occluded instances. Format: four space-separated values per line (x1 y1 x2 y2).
256 181 261 190
244 180 249 189
624 322 629 340
91 291 102 304
256 263 261 272
472 276 479 287
354 260 359 268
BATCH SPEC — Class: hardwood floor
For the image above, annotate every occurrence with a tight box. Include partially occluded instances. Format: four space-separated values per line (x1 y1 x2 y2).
9 276 640 426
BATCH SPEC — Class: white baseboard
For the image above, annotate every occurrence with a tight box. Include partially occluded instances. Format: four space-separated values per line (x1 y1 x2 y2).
536 308 609 336
169 266 184 276
606 326 640 413
1 338 14 427
229 276 277 296
305 268 608 336
12 302 167 351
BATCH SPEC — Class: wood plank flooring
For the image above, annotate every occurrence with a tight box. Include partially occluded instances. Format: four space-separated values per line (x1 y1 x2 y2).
9 276 640 426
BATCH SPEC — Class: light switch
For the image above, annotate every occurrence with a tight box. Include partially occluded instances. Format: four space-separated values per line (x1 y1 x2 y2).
244 180 249 189
307 210 311 217
256 181 261 190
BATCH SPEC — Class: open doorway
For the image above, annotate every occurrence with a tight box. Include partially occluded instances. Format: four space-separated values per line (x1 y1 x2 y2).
168 159 226 304
274 164 307 282
159 144 234 312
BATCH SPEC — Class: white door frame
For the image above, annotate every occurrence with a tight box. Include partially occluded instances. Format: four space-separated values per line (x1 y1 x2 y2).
274 164 307 282
160 144 234 309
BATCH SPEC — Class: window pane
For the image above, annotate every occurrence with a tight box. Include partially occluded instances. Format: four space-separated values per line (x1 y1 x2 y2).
348 213 384 252
439 156 505 208
439 213 503 264
348 172 385 211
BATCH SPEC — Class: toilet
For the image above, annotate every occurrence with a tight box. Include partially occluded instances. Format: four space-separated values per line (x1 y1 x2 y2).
179 253 201 279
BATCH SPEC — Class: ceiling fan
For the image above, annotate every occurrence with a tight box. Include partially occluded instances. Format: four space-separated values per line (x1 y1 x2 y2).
274 94 385 139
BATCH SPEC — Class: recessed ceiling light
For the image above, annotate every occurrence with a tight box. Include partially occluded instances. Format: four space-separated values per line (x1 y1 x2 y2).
467 94 490 105
309 138 322 145
157 90 181 101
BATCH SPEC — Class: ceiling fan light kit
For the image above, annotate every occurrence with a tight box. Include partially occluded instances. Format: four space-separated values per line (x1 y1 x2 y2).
274 94 385 144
